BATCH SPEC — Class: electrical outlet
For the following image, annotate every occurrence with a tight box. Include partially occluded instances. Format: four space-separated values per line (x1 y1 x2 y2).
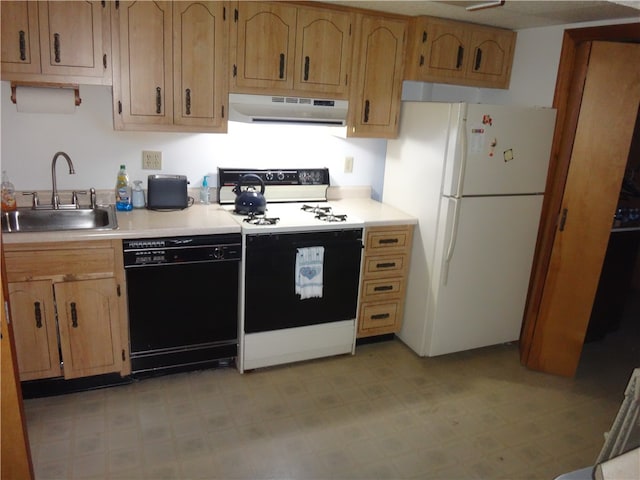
142 150 162 170
344 156 354 173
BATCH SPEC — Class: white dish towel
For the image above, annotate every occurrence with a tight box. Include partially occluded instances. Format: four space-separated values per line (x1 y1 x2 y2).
295 246 324 299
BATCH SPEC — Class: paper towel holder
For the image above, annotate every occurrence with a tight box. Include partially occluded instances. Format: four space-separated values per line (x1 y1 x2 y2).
10 81 82 106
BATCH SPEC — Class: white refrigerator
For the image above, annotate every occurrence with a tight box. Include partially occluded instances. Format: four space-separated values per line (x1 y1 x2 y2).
383 102 556 356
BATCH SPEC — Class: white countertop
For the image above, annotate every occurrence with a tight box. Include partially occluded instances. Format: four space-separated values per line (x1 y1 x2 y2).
2 194 416 244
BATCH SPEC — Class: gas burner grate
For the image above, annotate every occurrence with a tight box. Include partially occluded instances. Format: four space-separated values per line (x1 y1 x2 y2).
301 204 332 214
315 212 348 222
244 213 280 225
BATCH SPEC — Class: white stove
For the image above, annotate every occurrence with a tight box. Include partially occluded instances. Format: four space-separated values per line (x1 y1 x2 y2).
223 201 364 233
217 168 364 372
217 167 364 233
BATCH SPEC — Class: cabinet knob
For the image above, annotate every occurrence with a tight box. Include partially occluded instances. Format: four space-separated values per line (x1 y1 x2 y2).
156 87 162 114
70 302 78 328
456 46 464 69
19 30 26 61
304 56 310 81
474 48 483 71
279 53 285 79
34 302 42 328
54 33 61 63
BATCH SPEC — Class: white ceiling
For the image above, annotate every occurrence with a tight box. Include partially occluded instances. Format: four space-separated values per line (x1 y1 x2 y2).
320 0 640 29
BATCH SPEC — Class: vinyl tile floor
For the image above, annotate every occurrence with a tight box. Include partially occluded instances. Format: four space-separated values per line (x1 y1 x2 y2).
24 298 639 480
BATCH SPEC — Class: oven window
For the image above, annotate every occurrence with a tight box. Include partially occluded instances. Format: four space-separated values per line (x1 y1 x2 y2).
244 230 362 333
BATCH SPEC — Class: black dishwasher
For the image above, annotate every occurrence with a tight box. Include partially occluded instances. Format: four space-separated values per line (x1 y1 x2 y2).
123 234 241 376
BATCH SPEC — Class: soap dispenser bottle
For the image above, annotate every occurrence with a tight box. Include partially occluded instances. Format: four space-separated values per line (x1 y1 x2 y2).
200 175 210 204
132 180 145 209
1 170 17 211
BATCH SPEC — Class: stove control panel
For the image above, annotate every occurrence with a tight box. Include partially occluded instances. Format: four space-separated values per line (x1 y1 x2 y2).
218 168 329 187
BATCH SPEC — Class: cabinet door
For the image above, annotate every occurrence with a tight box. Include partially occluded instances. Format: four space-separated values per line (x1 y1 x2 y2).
465 28 515 88
293 7 352 96
38 1 108 79
8 281 61 381
55 278 122 380
173 1 226 129
422 19 468 83
350 15 406 139
115 1 173 126
0 1 40 74
233 2 296 90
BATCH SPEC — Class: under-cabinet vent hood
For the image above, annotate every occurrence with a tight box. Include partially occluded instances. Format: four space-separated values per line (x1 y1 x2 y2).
228 93 348 126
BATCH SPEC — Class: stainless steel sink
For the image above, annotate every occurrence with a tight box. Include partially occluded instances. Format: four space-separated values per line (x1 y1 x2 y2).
1 205 118 233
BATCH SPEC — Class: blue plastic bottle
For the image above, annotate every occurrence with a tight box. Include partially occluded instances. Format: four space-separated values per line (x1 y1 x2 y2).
115 164 133 211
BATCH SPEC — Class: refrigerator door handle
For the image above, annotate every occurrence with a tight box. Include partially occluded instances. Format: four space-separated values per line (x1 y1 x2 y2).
443 197 461 285
454 105 468 198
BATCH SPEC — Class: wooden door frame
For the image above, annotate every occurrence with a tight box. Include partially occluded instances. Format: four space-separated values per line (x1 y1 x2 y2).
519 23 640 370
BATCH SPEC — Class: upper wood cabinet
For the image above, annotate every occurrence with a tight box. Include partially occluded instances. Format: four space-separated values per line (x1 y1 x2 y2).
405 16 516 89
173 1 227 129
231 1 353 98
349 14 407 138
113 1 227 132
1 1 112 84
0 1 40 75
113 1 173 128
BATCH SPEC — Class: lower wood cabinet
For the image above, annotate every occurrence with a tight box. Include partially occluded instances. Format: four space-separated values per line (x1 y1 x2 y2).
357 224 414 338
4 240 129 381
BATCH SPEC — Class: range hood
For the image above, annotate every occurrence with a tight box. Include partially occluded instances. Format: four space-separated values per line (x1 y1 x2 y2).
228 93 348 126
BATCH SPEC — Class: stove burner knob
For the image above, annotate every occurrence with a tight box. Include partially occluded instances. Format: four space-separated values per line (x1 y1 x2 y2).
265 172 274 181
277 171 285 181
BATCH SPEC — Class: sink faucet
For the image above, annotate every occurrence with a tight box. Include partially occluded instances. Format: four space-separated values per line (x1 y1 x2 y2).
51 151 75 208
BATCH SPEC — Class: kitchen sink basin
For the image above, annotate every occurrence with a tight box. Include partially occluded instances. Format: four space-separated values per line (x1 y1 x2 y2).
1 205 118 233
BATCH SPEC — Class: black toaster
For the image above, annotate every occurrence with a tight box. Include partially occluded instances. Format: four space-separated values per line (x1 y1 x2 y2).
146 174 189 210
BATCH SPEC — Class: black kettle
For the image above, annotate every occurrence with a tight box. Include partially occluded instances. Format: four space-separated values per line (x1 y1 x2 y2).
233 173 267 214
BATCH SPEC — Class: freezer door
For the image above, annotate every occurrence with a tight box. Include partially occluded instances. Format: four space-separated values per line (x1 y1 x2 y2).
427 194 543 356
447 105 556 196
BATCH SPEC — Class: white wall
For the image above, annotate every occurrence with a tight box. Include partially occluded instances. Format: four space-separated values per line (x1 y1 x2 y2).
1 17 634 202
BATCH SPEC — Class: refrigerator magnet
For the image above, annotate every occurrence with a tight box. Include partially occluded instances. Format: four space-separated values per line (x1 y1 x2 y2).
503 148 514 162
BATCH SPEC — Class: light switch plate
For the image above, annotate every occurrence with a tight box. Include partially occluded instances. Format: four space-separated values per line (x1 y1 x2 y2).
344 156 354 173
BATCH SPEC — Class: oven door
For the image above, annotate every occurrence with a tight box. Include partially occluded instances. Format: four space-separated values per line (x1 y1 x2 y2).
244 229 363 333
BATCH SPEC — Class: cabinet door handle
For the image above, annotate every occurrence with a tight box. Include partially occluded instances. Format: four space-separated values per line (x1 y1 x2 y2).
34 302 42 328
364 100 370 123
54 33 61 63
379 238 399 245
371 313 390 320
185 88 191 115
373 285 393 292
474 48 482 71
19 30 26 61
456 46 464 69
156 86 162 114
279 53 285 79
422 31 427 43
419 54 424 66
376 262 396 269
70 302 78 328
304 56 310 81
559 208 568 232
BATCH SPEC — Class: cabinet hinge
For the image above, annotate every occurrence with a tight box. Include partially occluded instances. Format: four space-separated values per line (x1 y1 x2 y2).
121 349 125 361
118 101 122 114
233 64 237 77
234 8 238 22
103 54 107 69
117 284 121 297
